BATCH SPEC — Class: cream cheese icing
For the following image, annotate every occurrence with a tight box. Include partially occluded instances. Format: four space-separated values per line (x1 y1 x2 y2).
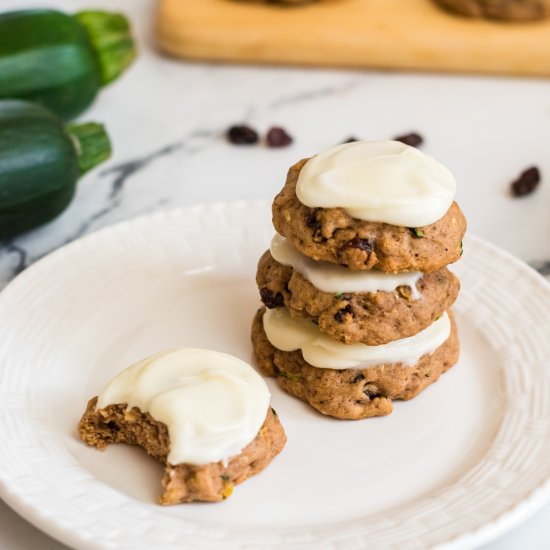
263 308 451 369
296 140 456 227
96 348 271 466
270 233 422 299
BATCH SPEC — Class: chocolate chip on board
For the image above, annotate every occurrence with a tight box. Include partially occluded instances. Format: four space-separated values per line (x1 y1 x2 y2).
511 166 541 197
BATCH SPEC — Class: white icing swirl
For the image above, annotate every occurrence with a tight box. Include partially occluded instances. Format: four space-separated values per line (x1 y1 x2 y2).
270 234 422 299
96 348 271 466
296 140 456 227
263 308 451 370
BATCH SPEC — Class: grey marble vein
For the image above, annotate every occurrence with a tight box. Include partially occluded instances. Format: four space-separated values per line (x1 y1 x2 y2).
0 128 217 285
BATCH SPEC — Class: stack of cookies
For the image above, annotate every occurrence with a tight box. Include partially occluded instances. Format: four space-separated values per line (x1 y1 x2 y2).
252 140 467 420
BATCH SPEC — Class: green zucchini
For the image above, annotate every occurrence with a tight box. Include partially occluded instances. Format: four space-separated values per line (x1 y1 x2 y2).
0 9 136 120
0 100 112 239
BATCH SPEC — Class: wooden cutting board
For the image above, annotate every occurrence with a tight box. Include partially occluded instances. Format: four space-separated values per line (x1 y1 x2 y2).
156 0 550 77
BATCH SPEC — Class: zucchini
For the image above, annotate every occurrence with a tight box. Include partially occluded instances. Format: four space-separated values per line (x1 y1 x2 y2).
0 9 136 120
0 100 112 239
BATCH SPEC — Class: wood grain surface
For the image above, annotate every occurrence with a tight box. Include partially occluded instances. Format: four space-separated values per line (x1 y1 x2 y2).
156 0 550 76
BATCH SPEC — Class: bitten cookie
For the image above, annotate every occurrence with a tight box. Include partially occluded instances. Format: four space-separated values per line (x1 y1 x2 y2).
272 158 466 273
434 0 550 20
257 249 460 345
77 348 286 504
251 308 459 420
79 399 285 504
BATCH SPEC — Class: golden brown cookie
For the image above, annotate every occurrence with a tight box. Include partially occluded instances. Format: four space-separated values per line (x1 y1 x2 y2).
78 399 286 504
434 0 550 20
251 308 459 420
257 250 460 345
272 159 467 273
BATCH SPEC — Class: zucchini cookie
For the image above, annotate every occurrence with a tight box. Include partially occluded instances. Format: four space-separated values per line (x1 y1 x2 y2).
78 348 286 504
434 0 550 20
252 307 459 420
256 244 460 345
272 144 466 273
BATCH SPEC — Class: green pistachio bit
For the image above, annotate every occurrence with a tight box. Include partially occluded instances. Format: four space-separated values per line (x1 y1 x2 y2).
408 227 424 238
279 369 302 382
220 475 230 481
335 292 343 299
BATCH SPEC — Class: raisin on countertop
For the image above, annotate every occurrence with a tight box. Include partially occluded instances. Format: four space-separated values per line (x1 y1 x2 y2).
227 125 259 145
394 132 424 148
267 127 293 147
511 166 540 197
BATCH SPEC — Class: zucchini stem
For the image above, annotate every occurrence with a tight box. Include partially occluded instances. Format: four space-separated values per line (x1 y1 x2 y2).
67 122 112 174
74 11 137 85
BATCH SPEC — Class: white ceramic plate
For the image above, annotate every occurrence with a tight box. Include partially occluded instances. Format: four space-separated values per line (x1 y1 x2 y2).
1 201 550 550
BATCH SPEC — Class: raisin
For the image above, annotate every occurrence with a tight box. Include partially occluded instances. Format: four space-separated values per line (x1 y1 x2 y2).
344 236 375 253
334 304 354 323
352 373 365 383
511 166 540 197
267 126 293 147
363 384 381 399
394 132 423 148
106 421 119 432
227 125 259 145
305 209 323 240
259 287 284 308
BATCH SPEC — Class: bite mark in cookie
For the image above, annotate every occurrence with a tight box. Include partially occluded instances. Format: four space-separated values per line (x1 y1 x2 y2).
77 348 286 503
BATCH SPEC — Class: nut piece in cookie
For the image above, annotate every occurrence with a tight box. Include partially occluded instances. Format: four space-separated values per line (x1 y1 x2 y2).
77 348 286 504
251 307 459 420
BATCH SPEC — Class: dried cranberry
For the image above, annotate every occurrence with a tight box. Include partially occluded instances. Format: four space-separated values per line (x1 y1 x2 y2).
345 236 375 253
334 304 354 323
511 166 540 197
394 132 424 148
227 125 258 145
267 127 293 147
259 288 284 308
305 209 322 233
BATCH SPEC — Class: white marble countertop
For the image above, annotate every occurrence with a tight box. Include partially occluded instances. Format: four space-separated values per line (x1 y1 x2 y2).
1 0 550 547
